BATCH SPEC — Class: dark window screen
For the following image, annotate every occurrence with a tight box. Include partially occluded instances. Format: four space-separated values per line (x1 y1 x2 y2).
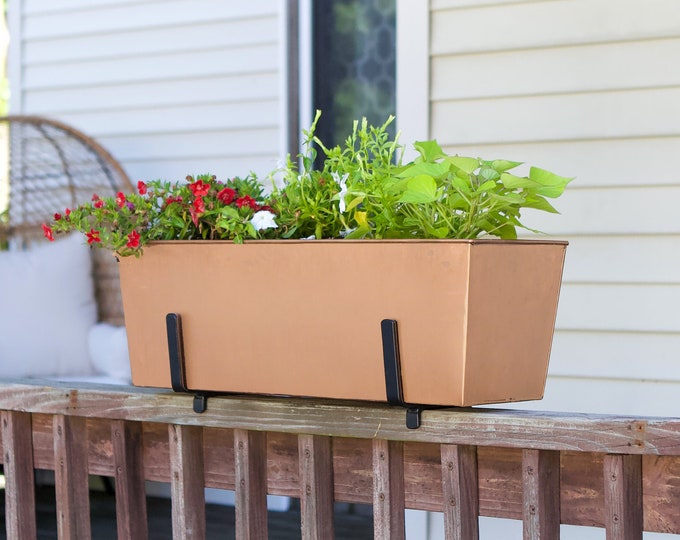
312 0 396 149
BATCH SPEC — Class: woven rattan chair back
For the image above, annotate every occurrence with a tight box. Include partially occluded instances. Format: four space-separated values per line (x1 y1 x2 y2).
0 115 133 325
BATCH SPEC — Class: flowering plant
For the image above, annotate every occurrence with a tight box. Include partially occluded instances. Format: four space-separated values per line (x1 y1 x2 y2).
44 113 572 256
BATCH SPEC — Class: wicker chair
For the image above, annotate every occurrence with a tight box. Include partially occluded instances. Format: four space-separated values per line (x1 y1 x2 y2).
0 115 133 326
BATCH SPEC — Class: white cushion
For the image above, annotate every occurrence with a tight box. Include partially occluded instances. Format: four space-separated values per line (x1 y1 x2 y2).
88 323 131 382
0 233 97 377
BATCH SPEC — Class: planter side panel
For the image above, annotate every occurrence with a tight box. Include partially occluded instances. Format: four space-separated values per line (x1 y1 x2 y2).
119 242 470 403
462 243 567 406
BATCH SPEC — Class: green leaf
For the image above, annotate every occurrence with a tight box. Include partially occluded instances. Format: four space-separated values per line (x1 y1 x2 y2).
529 167 574 198
524 195 559 214
398 175 438 203
450 175 472 195
397 161 450 179
489 159 523 173
414 140 444 162
448 156 480 174
474 180 497 194
345 195 365 212
500 173 540 190
479 167 500 182
219 206 240 219
433 226 449 239
494 223 518 239
444 193 469 210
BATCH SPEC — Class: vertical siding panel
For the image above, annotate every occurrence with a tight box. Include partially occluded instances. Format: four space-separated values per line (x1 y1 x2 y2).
169 424 206 540
234 429 269 540
53 415 91 540
1 411 37 540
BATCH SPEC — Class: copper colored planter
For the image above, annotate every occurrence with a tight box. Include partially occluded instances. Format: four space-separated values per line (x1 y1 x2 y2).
118 239 567 407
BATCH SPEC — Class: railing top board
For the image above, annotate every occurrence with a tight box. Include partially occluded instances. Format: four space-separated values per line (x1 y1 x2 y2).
1 379 679 455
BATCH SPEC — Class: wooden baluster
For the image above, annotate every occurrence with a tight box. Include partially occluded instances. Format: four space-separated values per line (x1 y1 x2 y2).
112 420 148 540
1 411 37 540
234 429 269 540
169 424 205 540
298 434 334 539
441 444 479 540
522 449 560 539
604 454 642 540
54 415 91 540
373 439 405 539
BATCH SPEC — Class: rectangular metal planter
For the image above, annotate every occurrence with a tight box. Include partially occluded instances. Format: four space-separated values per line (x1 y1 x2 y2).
118 239 567 407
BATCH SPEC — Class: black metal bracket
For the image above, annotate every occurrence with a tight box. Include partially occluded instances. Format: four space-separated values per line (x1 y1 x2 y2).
381 319 425 429
166 313 212 413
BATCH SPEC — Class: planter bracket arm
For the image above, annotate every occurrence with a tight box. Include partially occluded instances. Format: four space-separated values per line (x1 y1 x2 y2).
166 312 211 413
381 318 424 429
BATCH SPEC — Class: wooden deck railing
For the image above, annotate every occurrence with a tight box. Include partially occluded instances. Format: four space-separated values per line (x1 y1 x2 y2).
1 380 680 539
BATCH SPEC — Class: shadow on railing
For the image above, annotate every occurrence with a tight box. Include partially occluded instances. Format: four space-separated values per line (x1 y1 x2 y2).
1 380 679 539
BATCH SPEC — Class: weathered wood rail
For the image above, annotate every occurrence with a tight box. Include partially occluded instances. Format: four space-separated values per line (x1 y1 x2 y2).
1 380 680 539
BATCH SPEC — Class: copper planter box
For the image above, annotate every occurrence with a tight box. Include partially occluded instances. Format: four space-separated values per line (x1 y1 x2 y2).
118 239 567 407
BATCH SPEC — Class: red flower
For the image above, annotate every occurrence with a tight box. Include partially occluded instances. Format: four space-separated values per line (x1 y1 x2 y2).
42 224 54 241
236 195 257 210
217 187 236 205
53 213 62 221
165 195 183 206
193 197 205 214
115 192 126 208
126 230 141 249
137 181 147 195
64 208 71 218
91 193 100 202
94 199 104 209
190 197 205 226
189 179 210 197
86 229 101 244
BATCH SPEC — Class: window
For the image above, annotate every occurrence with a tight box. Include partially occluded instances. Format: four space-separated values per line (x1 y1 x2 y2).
311 0 396 148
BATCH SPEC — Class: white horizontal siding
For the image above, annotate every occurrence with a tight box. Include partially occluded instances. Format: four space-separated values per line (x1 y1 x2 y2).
432 38 680 101
22 1 278 38
429 0 680 414
556 283 680 333
560 236 680 284
549 331 680 381
24 16 279 64
520 186 680 235
431 0 680 55
9 0 285 182
432 88 680 145
24 44 279 89
441 138 680 188
24 73 280 115
56 99 279 138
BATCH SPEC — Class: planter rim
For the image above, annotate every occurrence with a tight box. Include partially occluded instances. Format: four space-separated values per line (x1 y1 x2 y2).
139 238 569 247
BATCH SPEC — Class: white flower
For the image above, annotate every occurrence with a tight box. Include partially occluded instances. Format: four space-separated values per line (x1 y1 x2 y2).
250 210 278 231
332 172 349 213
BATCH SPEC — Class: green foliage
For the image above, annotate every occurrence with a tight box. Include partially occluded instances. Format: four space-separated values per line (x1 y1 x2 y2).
273 112 572 241
43 113 572 256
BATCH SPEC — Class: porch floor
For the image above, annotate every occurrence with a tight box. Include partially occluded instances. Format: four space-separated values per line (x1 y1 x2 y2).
0 483 374 539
